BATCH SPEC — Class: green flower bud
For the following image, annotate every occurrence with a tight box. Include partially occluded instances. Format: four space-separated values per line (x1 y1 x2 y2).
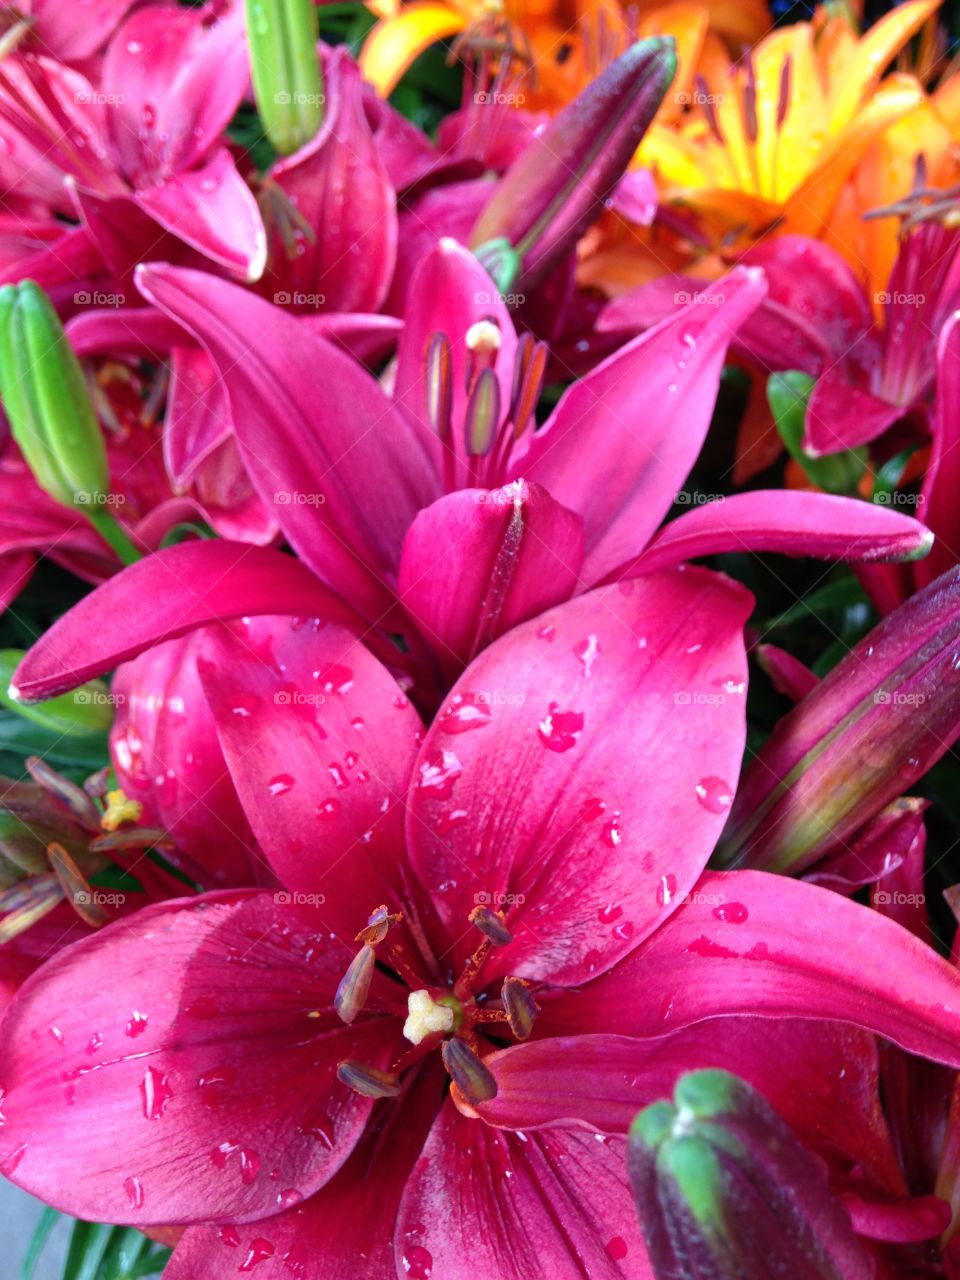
245 0 324 156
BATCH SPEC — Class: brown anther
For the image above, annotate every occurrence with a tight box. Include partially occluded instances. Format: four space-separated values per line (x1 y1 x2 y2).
356 905 401 946
508 333 547 441
501 977 539 1040
695 75 723 144
469 905 513 946
464 367 501 457
424 331 453 443
337 1060 401 1099
442 1037 498 1104
334 943 375 1025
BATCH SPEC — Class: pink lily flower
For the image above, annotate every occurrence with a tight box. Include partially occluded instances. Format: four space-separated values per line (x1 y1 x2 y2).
6 578 960 1275
601 224 960 462
0 3 265 281
11 239 931 704
7 0 139 64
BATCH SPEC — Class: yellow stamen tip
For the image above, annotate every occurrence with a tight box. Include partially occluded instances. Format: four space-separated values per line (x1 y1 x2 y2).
100 789 143 832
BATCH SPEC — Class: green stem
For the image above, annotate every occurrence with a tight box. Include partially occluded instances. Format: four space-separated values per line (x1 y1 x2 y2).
85 508 142 566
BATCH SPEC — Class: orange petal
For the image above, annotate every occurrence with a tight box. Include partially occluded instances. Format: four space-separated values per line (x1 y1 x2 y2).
827 0 942 131
636 3 708 124
359 3 466 98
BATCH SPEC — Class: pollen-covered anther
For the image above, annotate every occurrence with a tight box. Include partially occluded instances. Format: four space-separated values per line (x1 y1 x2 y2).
442 1037 498 1104
501 976 539 1040
99 789 143 833
403 989 459 1045
469 904 514 946
355 904 401 946
334 943 375 1025
337 1060 401 1100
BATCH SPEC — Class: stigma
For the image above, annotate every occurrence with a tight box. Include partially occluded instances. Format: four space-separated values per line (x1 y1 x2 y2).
403 990 459 1045
100 789 143 832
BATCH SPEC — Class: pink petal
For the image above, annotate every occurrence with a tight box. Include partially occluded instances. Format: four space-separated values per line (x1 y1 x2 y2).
476 1021 898 1185
268 50 396 314
916 312 960 588
165 346 232 490
406 568 752 986
67 307 188 360
12 541 361 701
392 238 518 466
513 268 767 584
806 799 928 895
197 618 423 939
560 869 960 1068
843 1193 952 1243
102 5 249 182
136 262 440 620
0 892 393 1223
164 1065 446 1280
133 150 267 282
755 643 819 701
397 481 584 683
804 370 904 455
396 1100 652 1279
31 0 138 61
628 490 933 576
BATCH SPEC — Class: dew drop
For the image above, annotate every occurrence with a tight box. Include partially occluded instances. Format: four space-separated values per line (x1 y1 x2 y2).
598 903 622 924
536 624 556 641
124 1176 144 1209
268 773 295 797
574 634 600 677
602 813 622 847
417 750 462 797
695 777 734 814
656 874 677 907
140 1066 172 1120
713 902 748 924
239 1239 275 1271
328 763 348 790
438 693 492 734
317 664 353 695
125 1011 148 1038
219 1225 240 1247
277 1187 303 1208
239 1148 261 1185
537 703 584 752
435 808 468 835
316 798 342 820
86 1033 103 1055
402 1245 434 1279
0 1144 26 1176
606 1237 628 1261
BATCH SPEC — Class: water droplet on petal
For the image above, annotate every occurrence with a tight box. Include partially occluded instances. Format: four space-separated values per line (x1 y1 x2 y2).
574 634 600 676
140 1066 172 1120
417 750 462 797
606 1237 628 1261
598 903 622 924
239 1148 261 1185
695 777 734 814
239 1239 275 1271
402 1245 434 1279
124 1176 144 1209
277 1187 303 1207
657 874 677 907
268 774 295 797
713 902 748 924
438 693 492 734
537 703 584 752
219 1225 240 1247
125 1012 148 1038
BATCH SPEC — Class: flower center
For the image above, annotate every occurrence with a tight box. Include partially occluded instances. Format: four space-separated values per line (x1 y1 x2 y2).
335 903 539 1107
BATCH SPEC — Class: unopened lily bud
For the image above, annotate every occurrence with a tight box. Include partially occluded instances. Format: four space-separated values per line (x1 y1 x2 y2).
244 0 324 156
629 1069 873 1279
0 281 108 511
717 565 960 874
470 37 677 293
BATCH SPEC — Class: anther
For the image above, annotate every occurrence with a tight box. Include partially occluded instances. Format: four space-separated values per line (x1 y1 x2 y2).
442 1037 498 1104
423 332 453 442
469 905 513 946
501 977 539 1040
355 904 401 946
464 367 501 457
337 1060 401 1099
334 944 375 1025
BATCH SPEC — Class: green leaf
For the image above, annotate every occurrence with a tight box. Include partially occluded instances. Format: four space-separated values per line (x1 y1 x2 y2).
0 712 109 772
22 1205 60 1280
767 371 868 495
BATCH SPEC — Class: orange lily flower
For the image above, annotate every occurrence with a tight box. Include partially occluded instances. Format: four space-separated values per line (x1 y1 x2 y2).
358 0 770 101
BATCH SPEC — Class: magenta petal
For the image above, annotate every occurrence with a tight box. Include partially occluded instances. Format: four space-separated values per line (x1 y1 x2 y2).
31 0 138 61
629 490 933 575
476 1021 897 1184
397 481 584 682
133 150 267 282
164 1065 445 1280
392 238 517 454
102 4 249 182
574 869 960 1067
916 312 960 588
396 1101 651 1279
843 1193 952 1243
198 618 423 937
406 568 751 985
67 307 188 360
804 370 904 455
12 541 361 701
136 262 440 619
269 50 397 314
165 346 232 489
513 267 767 583
0 893 393 1223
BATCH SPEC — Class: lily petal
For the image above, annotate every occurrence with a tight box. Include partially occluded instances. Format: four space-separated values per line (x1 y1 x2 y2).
11 541 362 702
